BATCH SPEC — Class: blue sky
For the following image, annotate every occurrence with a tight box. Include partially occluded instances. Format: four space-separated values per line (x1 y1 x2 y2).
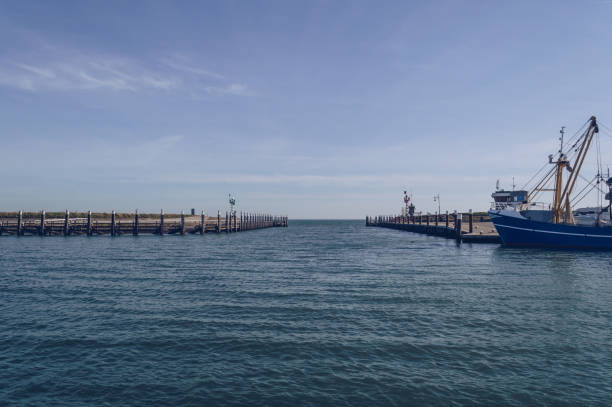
2 0 612 218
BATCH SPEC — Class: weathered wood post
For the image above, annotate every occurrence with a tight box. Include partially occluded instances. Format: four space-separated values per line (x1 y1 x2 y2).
456 213 462 241
435 212 439 226
133 209 139 236
419 212 422 225
426 213 430 226
233 212 237 232
63 210 70 236
87 210 92 236
16 210 23 236
180 210 185 235
110 210 116 236
468 209 473 233
217 210 221 233
445 210 449 228
159 209 164 235
225 212 230 233
201 211 206 235
39 210 46 236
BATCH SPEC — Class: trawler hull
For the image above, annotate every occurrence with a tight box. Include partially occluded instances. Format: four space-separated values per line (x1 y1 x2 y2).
489 210 612 249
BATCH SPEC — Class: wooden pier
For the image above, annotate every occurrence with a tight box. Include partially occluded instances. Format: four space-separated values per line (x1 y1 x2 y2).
366 211 501 244
0 210 288 236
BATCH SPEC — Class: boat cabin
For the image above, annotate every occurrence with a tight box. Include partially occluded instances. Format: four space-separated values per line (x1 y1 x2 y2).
491 190 528 210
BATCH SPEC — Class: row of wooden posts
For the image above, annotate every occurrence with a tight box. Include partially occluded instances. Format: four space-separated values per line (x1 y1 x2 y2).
366 210 479 239
0 210 288 236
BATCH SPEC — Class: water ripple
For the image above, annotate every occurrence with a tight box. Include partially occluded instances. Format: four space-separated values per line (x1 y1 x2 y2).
1 220 611 406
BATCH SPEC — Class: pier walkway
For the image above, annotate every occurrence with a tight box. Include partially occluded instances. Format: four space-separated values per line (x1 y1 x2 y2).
366 212 501 244
0 210 288 236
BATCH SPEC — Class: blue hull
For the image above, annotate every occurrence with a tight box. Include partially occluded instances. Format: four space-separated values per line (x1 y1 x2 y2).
489 210 612 249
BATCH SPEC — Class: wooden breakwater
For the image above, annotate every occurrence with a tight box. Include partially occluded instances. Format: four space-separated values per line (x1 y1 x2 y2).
0 210 288 236
366 211 501 244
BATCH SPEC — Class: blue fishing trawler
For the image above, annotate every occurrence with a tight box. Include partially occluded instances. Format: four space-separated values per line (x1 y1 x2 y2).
489 116 612 249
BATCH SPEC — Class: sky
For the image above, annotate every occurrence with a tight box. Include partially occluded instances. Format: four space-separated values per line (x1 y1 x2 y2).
2 0 612 218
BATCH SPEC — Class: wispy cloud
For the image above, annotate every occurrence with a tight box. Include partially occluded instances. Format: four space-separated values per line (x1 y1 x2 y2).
0 56 179 92
161 58 225 80
0 51 249 96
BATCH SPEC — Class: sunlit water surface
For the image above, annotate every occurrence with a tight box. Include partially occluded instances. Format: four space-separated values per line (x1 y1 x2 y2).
1 220 610 406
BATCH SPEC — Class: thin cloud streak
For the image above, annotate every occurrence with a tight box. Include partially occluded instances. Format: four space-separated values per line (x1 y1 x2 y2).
0 52 248 96
161 58 225 80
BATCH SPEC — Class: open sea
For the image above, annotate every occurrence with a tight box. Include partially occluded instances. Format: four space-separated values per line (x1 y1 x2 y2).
1 220 610 406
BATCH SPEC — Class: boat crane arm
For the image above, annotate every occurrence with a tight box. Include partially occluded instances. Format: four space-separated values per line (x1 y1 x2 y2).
525 116 599 224
556 116 598 223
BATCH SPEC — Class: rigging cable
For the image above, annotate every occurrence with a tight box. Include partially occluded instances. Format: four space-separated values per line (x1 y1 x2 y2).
520 119 590 191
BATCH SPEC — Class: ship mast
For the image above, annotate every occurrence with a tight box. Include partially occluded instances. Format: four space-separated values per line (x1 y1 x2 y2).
551 116 599 224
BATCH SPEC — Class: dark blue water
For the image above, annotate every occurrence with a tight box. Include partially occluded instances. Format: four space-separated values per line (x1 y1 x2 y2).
1 220 611 406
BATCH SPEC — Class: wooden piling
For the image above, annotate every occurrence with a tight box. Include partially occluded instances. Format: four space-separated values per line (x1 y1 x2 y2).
468 209 473 233
456 213 462 241
180 210 185 235
159 209 164 235
87 210 92 236
201 211 206 234
39 210 46 236
217 210 221 233
62 210 70 236
16 210 23 236
134 209 139 235
445 210 449 228
111 210 116 236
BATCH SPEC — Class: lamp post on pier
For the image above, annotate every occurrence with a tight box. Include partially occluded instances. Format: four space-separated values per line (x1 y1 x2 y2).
433 194 441 218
